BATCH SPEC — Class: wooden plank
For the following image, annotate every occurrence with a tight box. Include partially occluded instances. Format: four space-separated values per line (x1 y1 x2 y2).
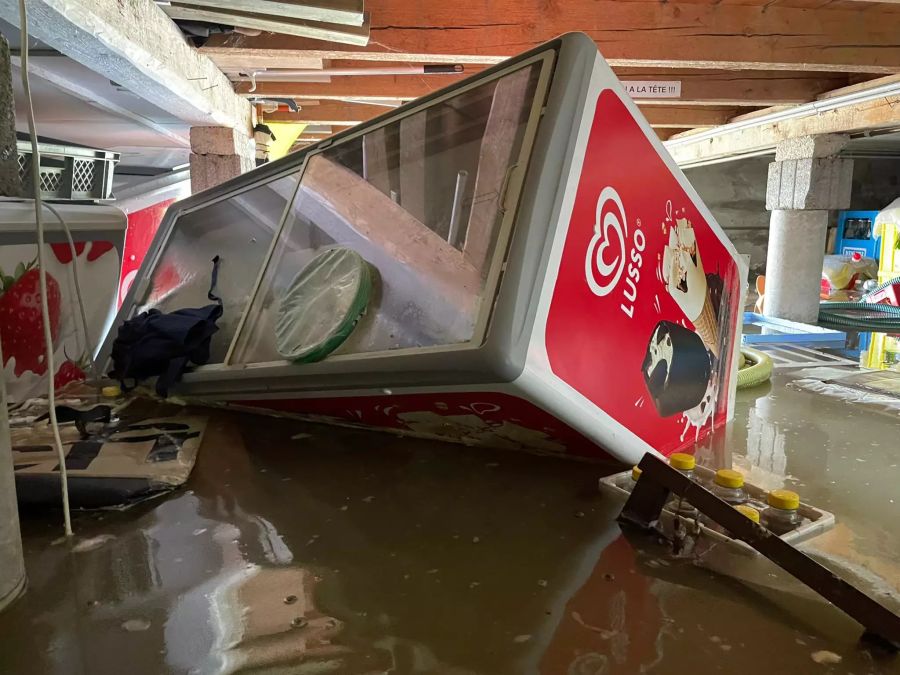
816 73 900 100
237 70 846 107
204 0 900 73
266 102 741 130
639 106 739 128
398 113 427 224
463 67 532 272
163 4 370 46
264 101 388 124
171 0 364 25
666 93 900 164
200 47 323 72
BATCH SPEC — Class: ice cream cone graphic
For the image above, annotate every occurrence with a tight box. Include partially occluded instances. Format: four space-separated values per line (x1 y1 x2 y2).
662 217 720 357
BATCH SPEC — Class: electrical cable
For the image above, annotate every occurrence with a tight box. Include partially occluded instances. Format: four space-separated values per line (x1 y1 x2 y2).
17 0 73 536
42 203 99 383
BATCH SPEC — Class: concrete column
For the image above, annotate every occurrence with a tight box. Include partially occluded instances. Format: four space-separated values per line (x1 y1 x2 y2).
0 35 21 198
764 210 829 322
763 134 853 322
189 126 255 194
0 336 25 612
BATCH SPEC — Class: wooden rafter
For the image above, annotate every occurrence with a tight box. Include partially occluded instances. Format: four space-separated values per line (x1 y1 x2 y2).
236 70 853 108
205 0 900 73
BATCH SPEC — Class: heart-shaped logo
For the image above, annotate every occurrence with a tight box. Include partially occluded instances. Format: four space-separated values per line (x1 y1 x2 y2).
584 186 628 297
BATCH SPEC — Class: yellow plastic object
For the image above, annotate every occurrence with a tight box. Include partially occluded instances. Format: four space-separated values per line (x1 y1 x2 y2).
734 504 761 523
669 452 695 471
631 466 642 481
714 468 744 489
767 489 800 510
101 385 122 399
877 221 899 280
265 123 307 161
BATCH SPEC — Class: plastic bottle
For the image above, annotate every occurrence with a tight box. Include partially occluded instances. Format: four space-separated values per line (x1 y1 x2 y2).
762 489 803 535
667 452 698 516
711 468 748 505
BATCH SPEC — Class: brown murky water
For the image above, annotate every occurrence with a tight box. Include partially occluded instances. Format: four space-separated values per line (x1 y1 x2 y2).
1 368 898 674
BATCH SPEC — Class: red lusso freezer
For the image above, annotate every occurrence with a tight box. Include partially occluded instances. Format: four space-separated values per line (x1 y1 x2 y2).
99 33 747 465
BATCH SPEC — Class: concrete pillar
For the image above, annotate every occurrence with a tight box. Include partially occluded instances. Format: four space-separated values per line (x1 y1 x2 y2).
0 336 25 612
764 210 830 322
763 134 853 322
0 35 22 198
189 126 255 194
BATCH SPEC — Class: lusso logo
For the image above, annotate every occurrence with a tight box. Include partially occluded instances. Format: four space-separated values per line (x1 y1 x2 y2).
583 185 645 318
584 186 628 297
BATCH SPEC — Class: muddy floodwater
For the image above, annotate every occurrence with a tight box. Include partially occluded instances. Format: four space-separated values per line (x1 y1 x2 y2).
1 368 899 674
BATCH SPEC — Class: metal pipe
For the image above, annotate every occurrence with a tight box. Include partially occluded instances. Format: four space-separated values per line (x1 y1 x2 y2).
238 65 464 80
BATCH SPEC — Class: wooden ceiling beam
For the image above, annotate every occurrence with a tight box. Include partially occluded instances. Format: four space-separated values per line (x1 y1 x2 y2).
235 70 849 107
666 93 900 164
206 0 900 73
260 101 740 130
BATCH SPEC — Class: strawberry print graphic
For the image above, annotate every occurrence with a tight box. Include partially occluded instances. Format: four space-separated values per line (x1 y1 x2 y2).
0 261 62 376
50 240 113 264
50 242 86 264
54 356 87 389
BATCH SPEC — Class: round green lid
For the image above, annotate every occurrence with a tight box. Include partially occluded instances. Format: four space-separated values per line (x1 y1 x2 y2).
274 247 372 362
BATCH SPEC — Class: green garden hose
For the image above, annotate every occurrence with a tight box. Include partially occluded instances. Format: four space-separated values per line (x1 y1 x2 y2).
817 301 900 332
737 346 773 390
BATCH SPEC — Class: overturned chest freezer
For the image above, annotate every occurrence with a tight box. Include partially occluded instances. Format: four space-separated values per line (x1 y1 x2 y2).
100 33 747 464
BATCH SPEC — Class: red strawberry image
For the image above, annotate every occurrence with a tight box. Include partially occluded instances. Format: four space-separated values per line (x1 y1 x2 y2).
54 357 87 389
0 261 62 376
50 242 86 264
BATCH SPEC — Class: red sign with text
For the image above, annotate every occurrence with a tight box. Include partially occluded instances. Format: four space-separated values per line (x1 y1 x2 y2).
546 90 741 455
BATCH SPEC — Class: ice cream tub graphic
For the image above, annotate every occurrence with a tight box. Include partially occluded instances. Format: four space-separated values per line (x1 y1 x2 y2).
642 320 712 418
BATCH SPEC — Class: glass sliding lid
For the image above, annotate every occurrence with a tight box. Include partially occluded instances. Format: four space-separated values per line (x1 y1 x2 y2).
134 174 300 364
230 57 549 364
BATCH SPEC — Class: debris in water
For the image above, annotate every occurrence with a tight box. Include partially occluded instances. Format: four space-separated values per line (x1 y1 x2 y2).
469 581 480 589
291 432 311 440
192 528 207 536
362 495 375 503
571 611 617 639
513 634 532 643
575 511 585 518
810 650 842 665
121 619 150 632
284 595 298 605
72 535 115 552
472 536 480 543
537 579 548 588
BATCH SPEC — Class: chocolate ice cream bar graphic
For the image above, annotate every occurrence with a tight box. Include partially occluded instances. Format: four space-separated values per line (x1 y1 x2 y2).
661 218 720 357
642 320 712 418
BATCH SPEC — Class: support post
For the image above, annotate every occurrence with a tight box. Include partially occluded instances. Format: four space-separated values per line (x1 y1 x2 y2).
0 35 21 198
189 126 255 193
763 134 853 323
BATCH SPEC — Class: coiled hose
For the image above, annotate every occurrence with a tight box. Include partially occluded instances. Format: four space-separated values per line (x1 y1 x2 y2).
737 346 773 390
817 301 900 332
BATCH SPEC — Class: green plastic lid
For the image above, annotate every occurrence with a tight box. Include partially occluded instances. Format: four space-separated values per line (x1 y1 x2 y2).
274 247 373 362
